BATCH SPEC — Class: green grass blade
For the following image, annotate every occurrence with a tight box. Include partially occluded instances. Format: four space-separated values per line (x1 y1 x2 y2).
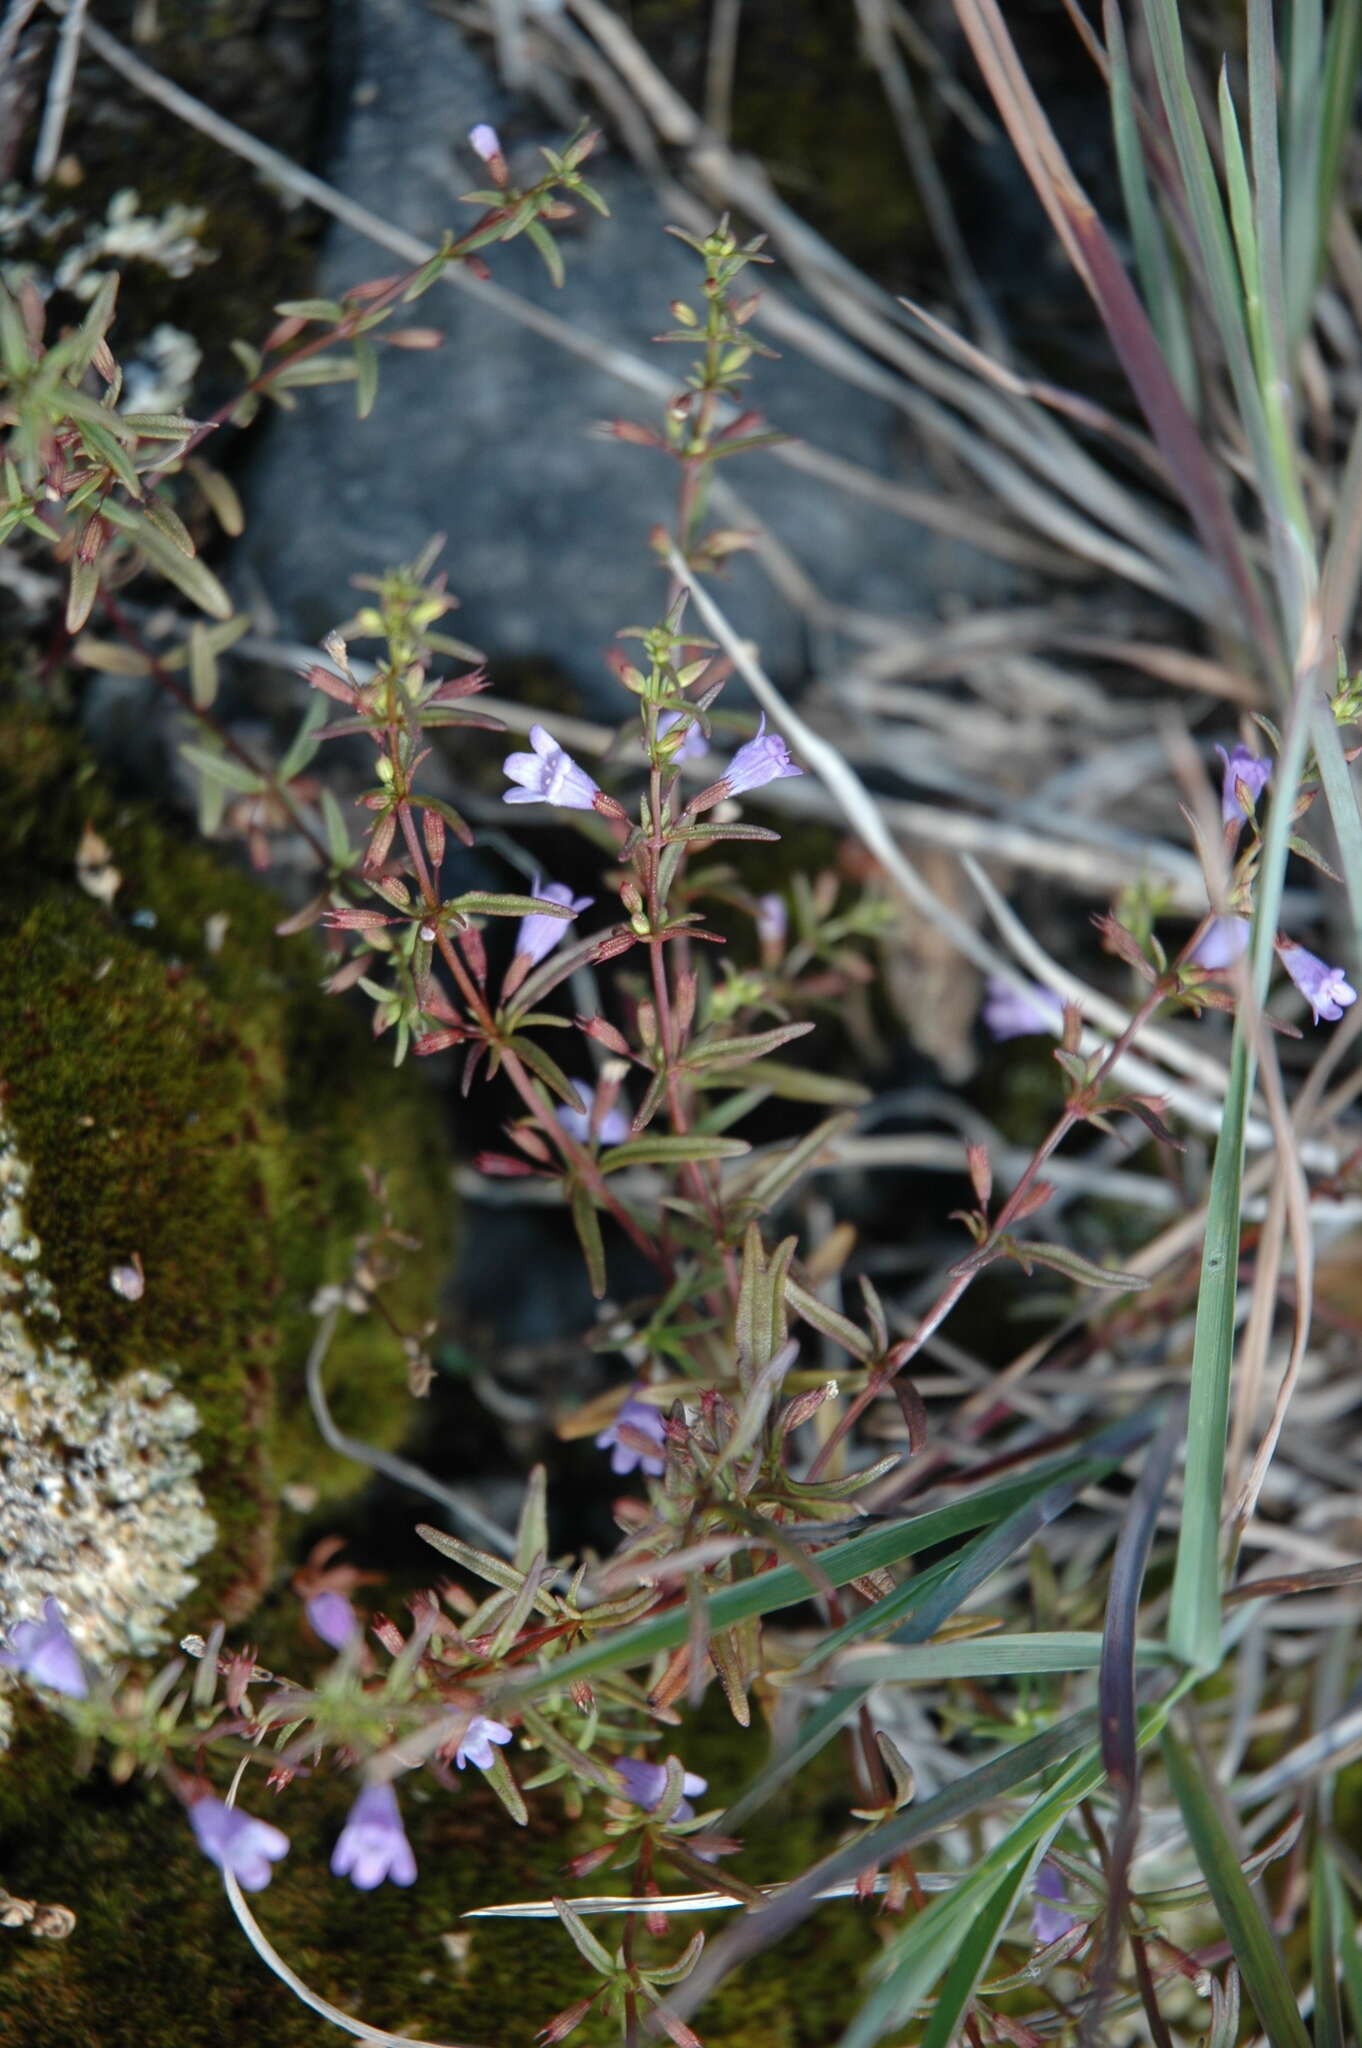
508 1413 1158 1696
1324 1848 1362 2044
1166 1022 1248 1671
1161 1727 1311 2048
1169 691 1315 1671
1283 0 1325 345
718 1686 865 1831
1138 0 1302 558
918 1850 1038 2048
1310 697 1362 941
1311 1841 1346 2048
827 1630 1174 1682
1103 0 1197 406
1315 1 1362 319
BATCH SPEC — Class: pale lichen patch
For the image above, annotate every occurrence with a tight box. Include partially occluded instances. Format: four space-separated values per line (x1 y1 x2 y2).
0 1113 216 1741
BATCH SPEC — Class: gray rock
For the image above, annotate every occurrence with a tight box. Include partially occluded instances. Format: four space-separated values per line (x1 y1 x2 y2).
236 0 964 707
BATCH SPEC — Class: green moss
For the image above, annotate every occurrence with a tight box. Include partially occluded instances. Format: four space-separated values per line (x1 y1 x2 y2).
0 712 452 1618
629 0 927 282
0 1693 882 2048
11 2 326 404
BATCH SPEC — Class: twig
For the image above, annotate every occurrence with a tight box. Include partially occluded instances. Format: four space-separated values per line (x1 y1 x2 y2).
703 0 741 142
0 0 42 73
303 1304 520 1561
853 0 998 345
30 0 82 182
222 1766 486 2048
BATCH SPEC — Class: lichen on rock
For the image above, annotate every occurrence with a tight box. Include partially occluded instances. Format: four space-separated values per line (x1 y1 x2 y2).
0 710 454 1643
0 1110 216 1735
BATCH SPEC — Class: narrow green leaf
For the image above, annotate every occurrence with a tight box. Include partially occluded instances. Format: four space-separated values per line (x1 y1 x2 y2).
826 1630 1172 1682
525 218 565 288
569 1181 607 1300
1310 698 1362 939
352 336 379 420
120 412 198 439
76 413 144 498
140 492 195 557
694 1057 870 1106
1162 1728 1311 2048
598 1133 750 1172
276 696 328 781
189 621 217 709
1324 1849 1362 2045
65 557 99 634
179 744 265 795
1314 2 1362 325
783 1276 874 1361
1103 0 1197 404
1007 1237 1150 1292
507 1035 586 1114
102 499 233 618
274 297 345 320
737 1112 857 1210
918 1849 1037 2048
269 355 359 389
509 1412 1159 1699
449 891 572 920
686 1022 814 1070
1311 1840 1345 2048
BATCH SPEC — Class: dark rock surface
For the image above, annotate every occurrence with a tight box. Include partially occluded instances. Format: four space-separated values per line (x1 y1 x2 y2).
236 0 977 706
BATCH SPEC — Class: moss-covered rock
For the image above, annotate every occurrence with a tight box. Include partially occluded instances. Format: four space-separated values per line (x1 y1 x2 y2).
0 711 452 1661
0 1686 882 2047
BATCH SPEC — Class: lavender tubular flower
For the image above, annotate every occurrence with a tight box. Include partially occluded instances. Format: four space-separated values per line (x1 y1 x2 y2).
755 893 788 948
1280 943 1358 1023
1191 916 1250 970
1030 1859 1078 1946
502 725 600 811
657 708 708 762
0 1597 87 1698
331 1782 417 1889
189 1797 290 1892
610 1755 708 1822
515 876 593 968
306 1590 359 1650
722 716 802 796
1216 742 1272 824
455 1715 514 1772
556 1082 631 1147
595 1392 666 1477
469 124 502 164
981 975 1064 1041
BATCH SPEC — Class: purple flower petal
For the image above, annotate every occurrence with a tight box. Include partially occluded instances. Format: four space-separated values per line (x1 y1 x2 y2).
515 875 593 968
1280 942 1358 1023
1030 1858 1078 1946
756 893 788 947
555 1082 631 1147
331 1782 417 1889
657 709 709 763
595 1393 666 1478
469 124 502 165
1216 743 1272 825
306 1590 359 1651
1191 916 1251 970
981 975 1064 1042
190 1797 290 1892
454 1715 514 1772
610 1754 708 1822
502 725 600 812
723 717 802 797
0 1597 88 1698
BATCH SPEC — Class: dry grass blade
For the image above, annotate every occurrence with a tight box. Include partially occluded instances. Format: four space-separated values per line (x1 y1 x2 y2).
950 0 1267 645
